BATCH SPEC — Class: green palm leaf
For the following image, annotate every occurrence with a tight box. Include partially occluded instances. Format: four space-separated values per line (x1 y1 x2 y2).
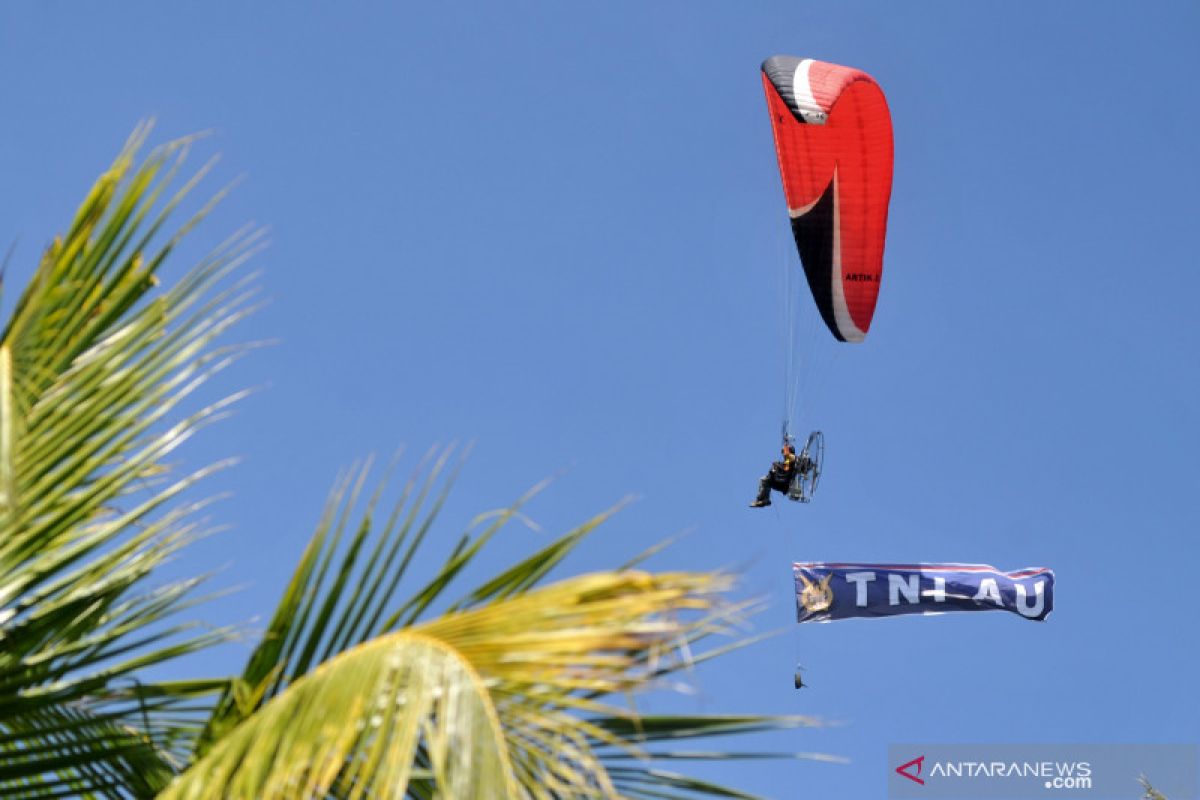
0 127 254 796
166 568 794 800
183 456 825 799
163 628 517 800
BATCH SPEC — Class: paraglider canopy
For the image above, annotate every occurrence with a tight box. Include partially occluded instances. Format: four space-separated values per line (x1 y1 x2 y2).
761 56 894 343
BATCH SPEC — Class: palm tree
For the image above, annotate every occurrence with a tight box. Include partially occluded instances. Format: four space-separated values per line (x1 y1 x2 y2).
0 129 824 799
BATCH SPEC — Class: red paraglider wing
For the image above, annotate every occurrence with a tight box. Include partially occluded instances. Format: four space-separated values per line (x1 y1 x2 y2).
762 56 893 342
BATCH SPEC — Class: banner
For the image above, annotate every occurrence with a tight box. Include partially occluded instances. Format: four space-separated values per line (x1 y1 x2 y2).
793 562 1054 623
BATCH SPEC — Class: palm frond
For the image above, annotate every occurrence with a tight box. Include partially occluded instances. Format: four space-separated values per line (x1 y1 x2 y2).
196 447 466 755
0 127 254 795
163 629 520 800
167 568 758 799
0 704 181 798
194 454 828 798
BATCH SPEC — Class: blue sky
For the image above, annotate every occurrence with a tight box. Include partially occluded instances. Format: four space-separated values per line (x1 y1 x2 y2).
2 1 1198 796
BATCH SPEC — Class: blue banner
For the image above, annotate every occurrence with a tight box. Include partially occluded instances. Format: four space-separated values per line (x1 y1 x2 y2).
793 563 1054 623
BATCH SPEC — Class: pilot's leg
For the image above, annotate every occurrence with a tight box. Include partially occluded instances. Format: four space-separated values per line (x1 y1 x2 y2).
750 475 772 507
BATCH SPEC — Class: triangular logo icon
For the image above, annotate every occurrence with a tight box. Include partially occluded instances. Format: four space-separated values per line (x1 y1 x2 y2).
896 755 925 785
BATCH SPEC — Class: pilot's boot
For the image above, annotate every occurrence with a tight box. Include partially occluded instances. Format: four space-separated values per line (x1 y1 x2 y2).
749 479 771 507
